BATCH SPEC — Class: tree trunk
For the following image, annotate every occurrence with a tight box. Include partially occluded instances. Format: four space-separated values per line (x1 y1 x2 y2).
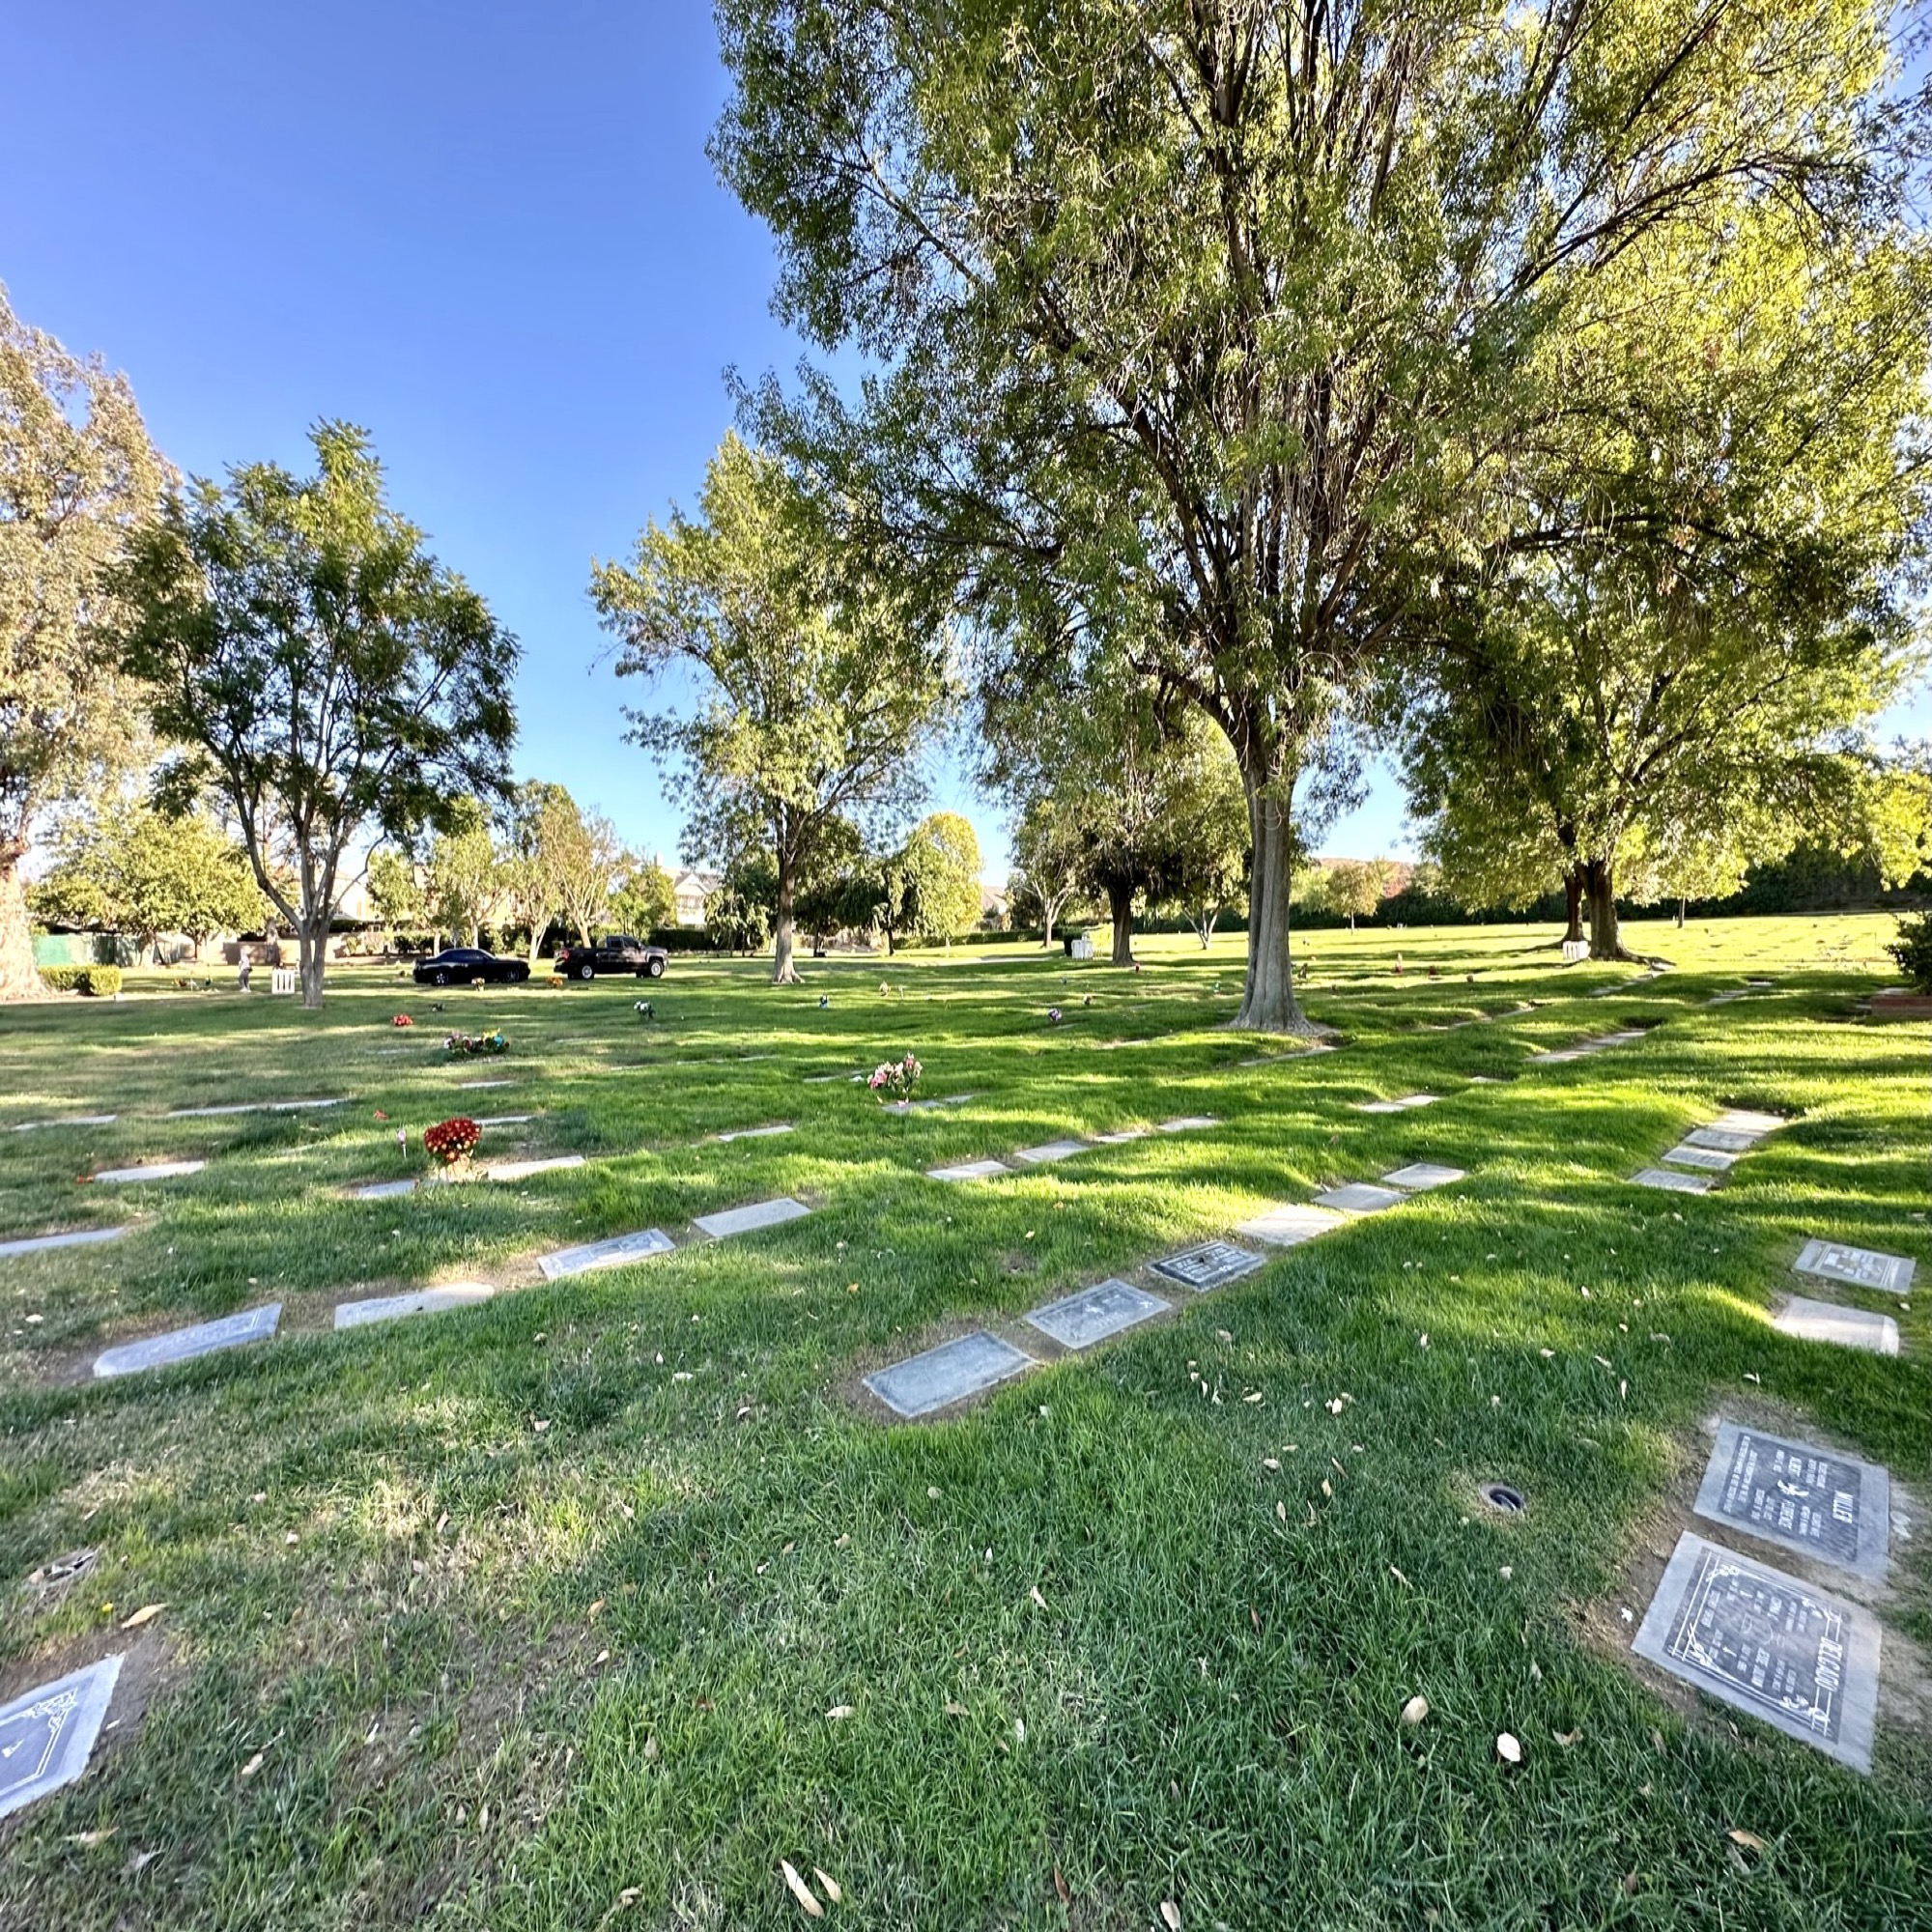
1233 787 1309 1031
1107 883 1135 965
1041 901 1055 950
1584 858 1630 962
298 919 327 1007
1195 908 1216 948
527 921 544 968
1562 870 1584 945
0 852 43 1000
772 864 800 984
1675 896 1686 928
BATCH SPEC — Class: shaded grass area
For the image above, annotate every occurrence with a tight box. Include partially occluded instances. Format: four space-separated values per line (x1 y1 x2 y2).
0 918 1926 1929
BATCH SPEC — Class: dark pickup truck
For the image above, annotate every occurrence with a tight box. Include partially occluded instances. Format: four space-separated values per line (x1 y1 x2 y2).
555 934 668 980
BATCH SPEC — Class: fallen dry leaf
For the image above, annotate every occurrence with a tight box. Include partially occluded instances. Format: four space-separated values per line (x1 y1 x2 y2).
780 1860 824 1918
825 1704 855 1720
1401 1695 1430 1727
66 1827 117 1847
1029 1584 1048 1610
1388 1565 1411 1589
944 1700 967 1717
1727 1829 1766 1854
1054 1864 1069 1903
120 1602 165 1630
587 1599 606 1621
1553 1729 1580 1747
813 1868 842 1903
1495 1732 1522 1766
1622 1871 1640 1897
1161 1901 1182 1929
240 1751 265 1778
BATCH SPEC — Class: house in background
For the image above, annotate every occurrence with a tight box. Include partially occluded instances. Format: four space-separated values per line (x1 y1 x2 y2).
671 868 723 927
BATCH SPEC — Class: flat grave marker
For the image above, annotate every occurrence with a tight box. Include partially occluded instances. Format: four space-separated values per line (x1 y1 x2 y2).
1157 1115 1219 1132
1151 1240 1265 1293
1236 1203 1348 1246
454 1079 517 1092
1794 1238 1915 1296
1381 1163 1465 1190
714 1123 795 1142
1010 1139 1091 1165
865 1330 1035 1418
0 1655 124 1824
537 1228 675 1280
335 1284 495 1330
1692 1422 1889 1581
1026 1278 1170 1350
1662 1144 1736 1172
1354 1100 1406 1114
1632 1531 1880 1773
1092 1127 1150 1144
1714 1110 1784 1137
166 1097 346 1118
0 1226 128 1262
487 1155 585 1182
928 1158 1013 1182
1633 1167 1714 1196
10 1115 116 1132
1685 1127 1756 1152
1313 1182 1407 1214
91 1160 205 1184
355 1179 417 1200
94 1302 281 1378
474 1114 535 1127
1774 1295 1899 1357
693 1196 811 1239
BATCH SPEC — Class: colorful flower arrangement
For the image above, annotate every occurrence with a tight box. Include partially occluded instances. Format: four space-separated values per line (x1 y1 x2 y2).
867 1052 923 1104
442 1030 507 1057
391 1013 413 1028
1046 1007 1064 1025
634 999 655 1019
549 974 565 988
423 1117 481 1166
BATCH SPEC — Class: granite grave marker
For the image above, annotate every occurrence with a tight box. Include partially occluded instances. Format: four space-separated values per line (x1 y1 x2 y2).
335 1284 495 1330
537 1228 675 1280
1632 1531 1880 1773
1313 1182 1407 1214
1235 1203 1348 1246
0 1655 123 1823
1381 1163 1465 1190
693 1196 811 1238
864 1330 1036 1418
1026 1278 1170 1350
1774 1295 1898 1357
0 1226 128 1261
1633 1167 1714 1195
1692 1422 1889 1581
1794 1239 1915 1296
1151 1241 1266 1292
94 1302 281 1378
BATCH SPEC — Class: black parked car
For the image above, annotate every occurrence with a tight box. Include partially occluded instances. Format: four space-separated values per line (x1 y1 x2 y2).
554 934 668 980
412 947 530 986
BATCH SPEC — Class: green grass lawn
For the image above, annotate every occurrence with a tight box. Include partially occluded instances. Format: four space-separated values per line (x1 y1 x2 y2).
1 915 1925 1929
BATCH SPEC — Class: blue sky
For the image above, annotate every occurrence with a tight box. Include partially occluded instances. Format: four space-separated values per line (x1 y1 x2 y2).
4 6 1919 882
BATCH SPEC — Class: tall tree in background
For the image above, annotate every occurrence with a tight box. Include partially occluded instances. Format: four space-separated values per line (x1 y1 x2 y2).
898 810 982 944
1392 193 1931 959
112 423 519 1006
32 799 262 960
424 795 498 947
550 804 624 946
497 781 579 962
715 0 1918 1028
0 287 165 996
367 846 430 938
591 433 950 984
609 852 678 939
1008 796 1087 950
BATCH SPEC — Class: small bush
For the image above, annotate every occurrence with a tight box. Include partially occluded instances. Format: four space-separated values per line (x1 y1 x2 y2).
39 964 122 995
1885 912 1932 992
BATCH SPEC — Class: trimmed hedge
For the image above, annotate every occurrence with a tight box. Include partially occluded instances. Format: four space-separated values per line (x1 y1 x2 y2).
41 965 123 996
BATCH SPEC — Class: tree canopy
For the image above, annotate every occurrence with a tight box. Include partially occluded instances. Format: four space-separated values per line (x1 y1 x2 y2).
713 0 1922 1025
0 285 166 995
111 422 519 1005
591 432 951 982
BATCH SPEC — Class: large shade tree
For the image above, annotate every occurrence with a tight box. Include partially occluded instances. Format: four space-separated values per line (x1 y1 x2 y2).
591 432 951 983
714 0 1916 1028
112 423 519 1006
0 287 165 996
1391 194 1931 958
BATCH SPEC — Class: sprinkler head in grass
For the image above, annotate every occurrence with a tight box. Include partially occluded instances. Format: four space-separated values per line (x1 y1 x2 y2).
1478 1482 1526 1515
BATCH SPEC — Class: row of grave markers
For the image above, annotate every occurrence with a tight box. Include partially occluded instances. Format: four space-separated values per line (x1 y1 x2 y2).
1633 1107 1785 1196
864 1156 1466 1418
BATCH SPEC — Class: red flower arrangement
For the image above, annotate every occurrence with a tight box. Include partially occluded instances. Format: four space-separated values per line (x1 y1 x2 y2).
391 1013 413 1028
423 1117 482 1166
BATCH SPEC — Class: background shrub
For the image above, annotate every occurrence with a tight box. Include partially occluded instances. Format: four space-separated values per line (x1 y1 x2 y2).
1884 912 1932 992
